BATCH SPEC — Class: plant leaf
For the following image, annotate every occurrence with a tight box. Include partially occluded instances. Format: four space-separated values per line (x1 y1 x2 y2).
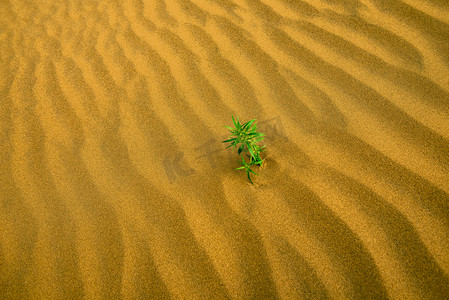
222 138 236 143
246 169 253 184
248 167 259 176
238 144 245 154
248 132 262 137
248 146 256 160
250 124 257 132
231 115 237 128
242 119 255 130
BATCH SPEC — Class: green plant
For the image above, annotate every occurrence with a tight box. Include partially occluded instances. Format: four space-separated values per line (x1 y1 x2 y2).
222 116 266 184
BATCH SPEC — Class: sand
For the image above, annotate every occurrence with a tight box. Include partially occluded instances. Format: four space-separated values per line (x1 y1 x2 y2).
1 0 449 298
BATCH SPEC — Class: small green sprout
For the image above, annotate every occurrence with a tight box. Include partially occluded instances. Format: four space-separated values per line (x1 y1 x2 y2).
222 116 266 183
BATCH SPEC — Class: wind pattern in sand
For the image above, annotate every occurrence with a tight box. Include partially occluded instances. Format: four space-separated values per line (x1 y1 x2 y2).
1 0 449 298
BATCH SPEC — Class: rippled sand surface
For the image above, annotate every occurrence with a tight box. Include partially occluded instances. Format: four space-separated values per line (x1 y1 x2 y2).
1 0 449 298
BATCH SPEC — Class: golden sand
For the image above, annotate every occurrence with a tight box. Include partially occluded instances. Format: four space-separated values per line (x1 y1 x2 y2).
1 0 449 298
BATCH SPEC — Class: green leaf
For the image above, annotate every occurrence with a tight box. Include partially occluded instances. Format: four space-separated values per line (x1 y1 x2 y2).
222 138 237 143
249 122 256 130
248 146 256 160
246 170 253 184
242 119 255 130
224 126 236 134
248 168 259 176
226 140 238 149
238 144 245 154
221 138 237 143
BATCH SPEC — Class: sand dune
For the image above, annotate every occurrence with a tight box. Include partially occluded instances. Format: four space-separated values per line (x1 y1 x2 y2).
1 0 449 298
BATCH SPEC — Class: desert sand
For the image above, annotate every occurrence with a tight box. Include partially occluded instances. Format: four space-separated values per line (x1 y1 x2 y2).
1 0 449 299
